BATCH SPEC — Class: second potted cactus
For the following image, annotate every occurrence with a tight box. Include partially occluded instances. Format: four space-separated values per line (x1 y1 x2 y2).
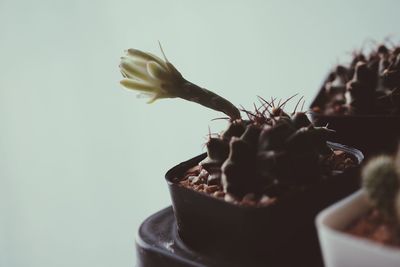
311 42 400 157
317 148 400 267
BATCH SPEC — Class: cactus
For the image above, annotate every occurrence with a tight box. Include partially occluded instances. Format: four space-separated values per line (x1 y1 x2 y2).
345 62 375 114
119 46 351 200
314 42 400 115
201 101 335 198
362 155 399 218
119 46 241 120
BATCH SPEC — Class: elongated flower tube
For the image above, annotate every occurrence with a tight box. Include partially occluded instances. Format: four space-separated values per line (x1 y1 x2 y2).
119 46 241 120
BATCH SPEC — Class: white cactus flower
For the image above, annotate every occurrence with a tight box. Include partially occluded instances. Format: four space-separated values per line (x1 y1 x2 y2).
119 45 241 120
119 47 184 103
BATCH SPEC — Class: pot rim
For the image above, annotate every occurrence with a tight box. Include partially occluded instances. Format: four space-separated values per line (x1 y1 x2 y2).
316 190 400 257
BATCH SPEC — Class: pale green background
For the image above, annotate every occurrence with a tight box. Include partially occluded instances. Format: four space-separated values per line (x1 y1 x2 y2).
0 0 399 266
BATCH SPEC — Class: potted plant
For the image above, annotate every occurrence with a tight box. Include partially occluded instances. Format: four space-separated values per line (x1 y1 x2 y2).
310 42 400 157
120 46 364 266
316 148 400 267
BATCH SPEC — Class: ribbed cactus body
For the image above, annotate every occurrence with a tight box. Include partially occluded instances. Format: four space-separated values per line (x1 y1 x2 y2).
201 138 230 186
346 62 376 114
317 43 400 115
383 54 400 88
201 109 335 199
222 136 259 197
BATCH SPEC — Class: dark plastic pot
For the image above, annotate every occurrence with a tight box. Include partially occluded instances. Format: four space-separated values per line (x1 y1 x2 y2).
310 114 400 157
165 142 364 263
310 92 400 157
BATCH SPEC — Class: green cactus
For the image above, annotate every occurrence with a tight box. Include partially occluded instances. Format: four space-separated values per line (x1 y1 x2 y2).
362 155 400 218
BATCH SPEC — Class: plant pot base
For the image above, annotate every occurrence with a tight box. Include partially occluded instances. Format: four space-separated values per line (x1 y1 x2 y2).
136 207 324 267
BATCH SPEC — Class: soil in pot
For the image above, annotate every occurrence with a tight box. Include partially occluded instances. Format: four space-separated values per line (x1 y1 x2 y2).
178 148 357 206
346 208 400 247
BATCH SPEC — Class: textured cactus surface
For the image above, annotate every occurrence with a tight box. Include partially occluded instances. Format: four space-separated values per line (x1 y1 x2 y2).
359 145 400 224
200 100 336 198
315 43 400 115
362 155 399 217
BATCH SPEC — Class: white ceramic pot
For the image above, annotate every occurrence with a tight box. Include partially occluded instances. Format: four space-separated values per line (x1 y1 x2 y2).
316 190 400 267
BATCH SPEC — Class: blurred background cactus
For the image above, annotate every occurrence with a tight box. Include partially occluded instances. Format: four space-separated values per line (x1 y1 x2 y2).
313 42 400 115
362 148 400 221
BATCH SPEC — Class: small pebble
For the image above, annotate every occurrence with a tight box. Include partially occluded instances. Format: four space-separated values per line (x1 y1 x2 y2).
188 176 196 183
205 185 219 194
334 150 345 157
370 225 392 244
191 176 202 185
194 184 205 191
198 169 209 179
312 106 321 113
348 219 374 236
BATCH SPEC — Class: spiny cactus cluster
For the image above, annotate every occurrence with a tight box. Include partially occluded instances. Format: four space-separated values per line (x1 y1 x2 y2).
362 148 400 222
118 47 355 200
314 42 400 115
201 98 336 198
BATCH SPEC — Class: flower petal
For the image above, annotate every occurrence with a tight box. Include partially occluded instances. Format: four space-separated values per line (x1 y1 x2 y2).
146 92 172 104
126 49 168 69
120 60 147 81
146 94 159 104
137 92 155 99
120 79 155 93
147 61 169 81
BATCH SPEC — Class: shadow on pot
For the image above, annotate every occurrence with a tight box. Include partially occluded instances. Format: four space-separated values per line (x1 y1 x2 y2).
310 93 400 158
